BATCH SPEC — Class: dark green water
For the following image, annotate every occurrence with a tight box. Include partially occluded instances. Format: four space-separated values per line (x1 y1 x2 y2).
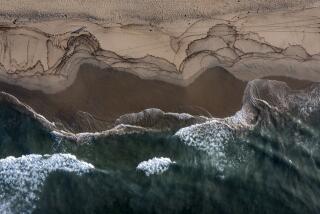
1 99 320 214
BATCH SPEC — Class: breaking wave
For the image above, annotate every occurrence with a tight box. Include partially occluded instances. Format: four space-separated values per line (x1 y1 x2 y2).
0 79 320 213
136 157 176 176
0 154 94 214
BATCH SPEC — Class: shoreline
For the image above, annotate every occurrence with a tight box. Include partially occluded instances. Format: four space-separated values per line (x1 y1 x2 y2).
0 76 316 143
0 64 313 132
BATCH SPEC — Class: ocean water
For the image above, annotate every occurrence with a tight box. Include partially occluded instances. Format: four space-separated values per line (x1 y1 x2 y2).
1 86 320 213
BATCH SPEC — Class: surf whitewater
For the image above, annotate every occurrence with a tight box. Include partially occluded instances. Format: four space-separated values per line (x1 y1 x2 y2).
0 79 320 213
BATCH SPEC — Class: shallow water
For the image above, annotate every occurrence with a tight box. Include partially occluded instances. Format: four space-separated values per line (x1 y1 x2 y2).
1 93 320 214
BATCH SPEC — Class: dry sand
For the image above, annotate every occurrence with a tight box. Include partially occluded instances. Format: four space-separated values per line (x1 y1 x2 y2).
1 7 320 94
1 0 316 22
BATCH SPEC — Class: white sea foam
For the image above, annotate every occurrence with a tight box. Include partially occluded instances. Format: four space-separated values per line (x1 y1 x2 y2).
175 120 235 173
167 112 195 120
295 87 320 118
0 153 94 214
137 157 175 176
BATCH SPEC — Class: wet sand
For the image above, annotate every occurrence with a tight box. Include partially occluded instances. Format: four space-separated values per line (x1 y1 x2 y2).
0 64 313 132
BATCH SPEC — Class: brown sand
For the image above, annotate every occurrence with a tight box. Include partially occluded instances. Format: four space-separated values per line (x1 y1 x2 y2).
0 64 313 132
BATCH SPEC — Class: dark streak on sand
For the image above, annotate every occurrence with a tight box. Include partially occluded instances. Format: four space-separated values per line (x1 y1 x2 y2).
0 64 313 132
